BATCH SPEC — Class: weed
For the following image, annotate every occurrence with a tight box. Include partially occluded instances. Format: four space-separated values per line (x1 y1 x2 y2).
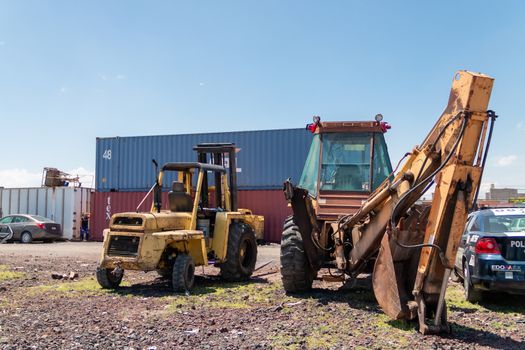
374 313 413 332
29 277 130 296
167 280 291 311
305 325 338 349
0 265 25 282
268 333 302 350
0 298 10 308
446 285 483 312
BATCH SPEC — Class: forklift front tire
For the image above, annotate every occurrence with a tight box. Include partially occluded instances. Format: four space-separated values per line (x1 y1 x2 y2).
172 254 195 292
220 223 258 282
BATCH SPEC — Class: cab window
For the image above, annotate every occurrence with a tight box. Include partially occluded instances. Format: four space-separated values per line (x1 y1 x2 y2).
11 216 29 223
469 215 482 232
463 215 474 235
0 217 13 224
320 133 372 192
298 134 321 196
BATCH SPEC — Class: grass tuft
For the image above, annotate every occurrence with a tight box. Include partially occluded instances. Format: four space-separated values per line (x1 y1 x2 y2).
166 280 295 311
29 277 130 296
0 265 25 281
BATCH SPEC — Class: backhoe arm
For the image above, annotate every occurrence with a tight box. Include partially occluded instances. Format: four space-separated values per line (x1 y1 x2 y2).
339 71 496 333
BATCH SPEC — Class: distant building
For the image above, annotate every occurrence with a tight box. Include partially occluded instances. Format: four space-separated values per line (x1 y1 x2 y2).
477 199 515 208
485 184 518 201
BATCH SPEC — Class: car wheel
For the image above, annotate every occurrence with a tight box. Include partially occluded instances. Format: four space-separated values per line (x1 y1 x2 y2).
463 263 483 303
20 231 33 244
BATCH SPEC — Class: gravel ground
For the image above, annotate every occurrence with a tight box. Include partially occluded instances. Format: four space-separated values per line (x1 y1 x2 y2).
0 242 524 349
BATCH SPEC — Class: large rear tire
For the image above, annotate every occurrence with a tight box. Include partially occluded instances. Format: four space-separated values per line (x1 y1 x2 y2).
96 267 124 289
280 217 314 293
172 254 195 292
220 222 258 282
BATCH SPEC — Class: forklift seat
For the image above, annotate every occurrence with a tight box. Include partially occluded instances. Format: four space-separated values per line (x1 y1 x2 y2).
169 181 193 212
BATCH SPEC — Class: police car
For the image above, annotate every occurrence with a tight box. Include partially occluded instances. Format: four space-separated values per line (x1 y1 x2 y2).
453 207 525 302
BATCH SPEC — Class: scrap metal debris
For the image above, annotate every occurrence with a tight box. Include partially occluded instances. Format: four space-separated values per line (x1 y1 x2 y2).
51 271 79 280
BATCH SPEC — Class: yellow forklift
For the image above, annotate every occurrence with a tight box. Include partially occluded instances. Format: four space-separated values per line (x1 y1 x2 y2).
96 143 264 292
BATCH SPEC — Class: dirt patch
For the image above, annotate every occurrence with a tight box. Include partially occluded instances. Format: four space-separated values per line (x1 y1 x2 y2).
0 249 524 349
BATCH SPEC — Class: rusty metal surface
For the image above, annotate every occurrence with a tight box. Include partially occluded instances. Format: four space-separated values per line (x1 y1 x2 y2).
373 205 429 320
315 121 385 134
316 191 368 220
373 234 404 319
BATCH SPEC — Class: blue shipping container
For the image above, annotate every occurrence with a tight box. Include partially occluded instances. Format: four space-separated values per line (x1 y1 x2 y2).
96 128 312 192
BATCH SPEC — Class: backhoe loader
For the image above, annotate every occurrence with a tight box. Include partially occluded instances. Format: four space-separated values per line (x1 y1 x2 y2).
97 143 264 292
282 71 496 333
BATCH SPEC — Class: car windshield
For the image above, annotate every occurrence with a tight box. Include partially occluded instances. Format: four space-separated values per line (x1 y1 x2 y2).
482 215 525 233
29 215 54 223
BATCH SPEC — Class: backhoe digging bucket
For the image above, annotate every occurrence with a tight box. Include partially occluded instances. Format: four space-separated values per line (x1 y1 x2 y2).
373 234 403 319
373 205 430 325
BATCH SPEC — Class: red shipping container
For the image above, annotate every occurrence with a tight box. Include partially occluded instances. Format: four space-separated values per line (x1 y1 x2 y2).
237 190 290 243
90 190 289 243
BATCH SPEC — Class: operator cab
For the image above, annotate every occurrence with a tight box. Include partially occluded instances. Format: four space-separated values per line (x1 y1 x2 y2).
151 143 240 242
152 161 229 242
297 117 393 219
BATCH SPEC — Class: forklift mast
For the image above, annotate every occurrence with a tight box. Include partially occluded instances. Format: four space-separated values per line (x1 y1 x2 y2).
193 143 238 211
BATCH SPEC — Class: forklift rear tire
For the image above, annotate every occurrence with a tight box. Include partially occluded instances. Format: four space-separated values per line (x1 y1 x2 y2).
280 217 314 293
96 267 124 289
172 254 195 292
220 223 258 281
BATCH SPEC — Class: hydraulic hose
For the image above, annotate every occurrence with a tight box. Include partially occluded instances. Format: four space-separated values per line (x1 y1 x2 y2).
472 110 498 210
414 111 464 184
389 114 469 256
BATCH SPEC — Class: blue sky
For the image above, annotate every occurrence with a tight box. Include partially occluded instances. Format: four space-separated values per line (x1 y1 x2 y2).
0 1 524 194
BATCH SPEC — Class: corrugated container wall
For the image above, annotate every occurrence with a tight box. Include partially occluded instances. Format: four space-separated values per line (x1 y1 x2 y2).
90 190 289 243
0 187 91 240
96 128 312 192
